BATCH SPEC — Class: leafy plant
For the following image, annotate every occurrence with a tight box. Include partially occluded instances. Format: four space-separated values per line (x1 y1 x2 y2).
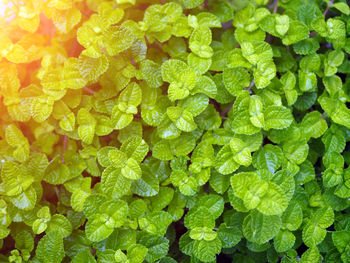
1 0 350 262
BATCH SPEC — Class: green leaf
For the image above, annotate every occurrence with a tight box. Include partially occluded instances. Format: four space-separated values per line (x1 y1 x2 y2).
121 136 149 163
97 146 116 167
274 230 295 253
269 169 295 201
185 206 215 229
180 0 204 9
108 149 128 168
312 206 334 229
1 161 33 196
300 111 328 140
242 210 282 245
326 18 346 40
299 70 317 92
252 144 283 173
102 25 136 56
322 125 346 153
167 107 197 132
5 124 30 162
46 214 72 238
114 249 128 263
187 53 211 75
102 199 129 227
83 194 107 219
223 67 250 96
209 170 231 194
332 2 350 15
139 211 173 236
11 186 37 210
149 186 174 211
281 201 303 231
319 96 350 130
189 227 217 241
230 138 252 166
14 230 34 255
282 21 309 45
259 14 290 37
192 75 217 98
31 97 54 123
72 250 97 263
111 83 142 129
207 0 234 22
101 167 132 198
300 246 321 263
283 139 309 165
191 141 215 170
241 41 273 65
197 194 224 219
293 39 320 55
0 227 10 240
231 172 268 210
128 244 148 263
111 111 133 130
189 26 213 58
275 15 289 36
281 71 297 106
121 158 142 180
78 54 109 82
300 54 321 72
139 59 163 88
231 111 261 135
257 182 289 216
161 59 196 102
35 232 65 263
192 237 222 262
302 220 326 247
217 223 242 248
178 93 209 117
263 105 293 130
119 83 142 110
32 220 47 236
215 145 240 175
131 165 159 197
171 170 197 196
77 108 96 144
96 249 115 263
179 232 194 256
332 230 350 253
71 189 91 212
137 232 170 263
85 215 114 242
295 161 315 185
196 12 221 28
254 60 276 89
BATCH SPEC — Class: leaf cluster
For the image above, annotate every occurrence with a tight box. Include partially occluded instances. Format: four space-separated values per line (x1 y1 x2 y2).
1 0 350 262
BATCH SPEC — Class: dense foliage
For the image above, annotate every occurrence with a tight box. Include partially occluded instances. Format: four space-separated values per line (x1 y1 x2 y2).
2 0 350 262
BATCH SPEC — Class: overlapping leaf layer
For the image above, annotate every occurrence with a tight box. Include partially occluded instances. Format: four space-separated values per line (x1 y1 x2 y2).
1 0 350 262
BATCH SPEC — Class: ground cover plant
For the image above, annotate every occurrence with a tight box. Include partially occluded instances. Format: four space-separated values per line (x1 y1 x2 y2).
1 0 350 262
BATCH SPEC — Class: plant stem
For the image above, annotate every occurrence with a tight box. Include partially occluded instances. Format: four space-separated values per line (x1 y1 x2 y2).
246 80 255 91
220 104 233 116
309 31 317 37
62 135 68 163
323 0 334 16
83 87 95 94
210 98 221 113
273 0 279 13
220 80 254 116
